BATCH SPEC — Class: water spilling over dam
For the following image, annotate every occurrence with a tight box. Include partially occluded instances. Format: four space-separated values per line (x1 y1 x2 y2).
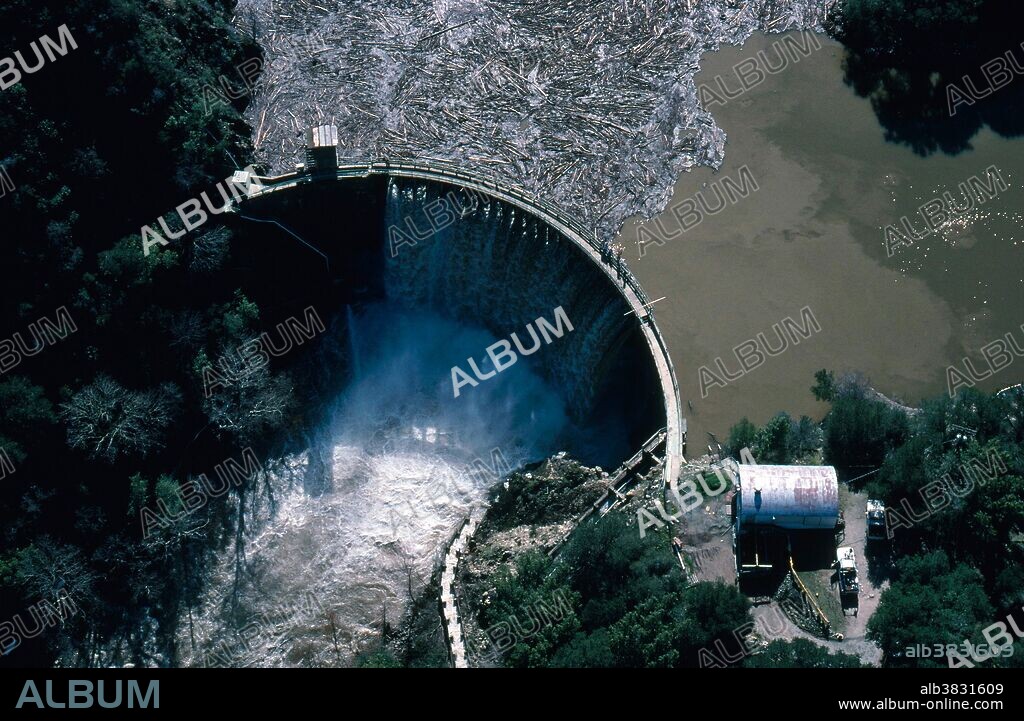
175 167 678 666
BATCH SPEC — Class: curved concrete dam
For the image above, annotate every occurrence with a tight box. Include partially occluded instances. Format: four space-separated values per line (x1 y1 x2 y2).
175 165 685 667
234 163 685 478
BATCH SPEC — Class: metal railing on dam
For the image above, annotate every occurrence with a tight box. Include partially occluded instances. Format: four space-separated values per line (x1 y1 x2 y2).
231 160 686 484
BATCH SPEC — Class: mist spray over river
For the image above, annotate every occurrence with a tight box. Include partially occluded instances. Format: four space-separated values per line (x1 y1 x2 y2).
177 303 576 666
175 178 663 666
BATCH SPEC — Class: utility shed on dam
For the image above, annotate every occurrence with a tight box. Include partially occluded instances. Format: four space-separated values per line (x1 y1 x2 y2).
304 124 339 171
734 464 839 531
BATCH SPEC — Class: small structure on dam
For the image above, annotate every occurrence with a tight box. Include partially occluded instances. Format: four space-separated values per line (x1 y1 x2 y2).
304 124 340 172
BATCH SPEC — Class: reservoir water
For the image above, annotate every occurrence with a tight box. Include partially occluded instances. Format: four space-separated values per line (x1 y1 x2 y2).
622 32 1024 444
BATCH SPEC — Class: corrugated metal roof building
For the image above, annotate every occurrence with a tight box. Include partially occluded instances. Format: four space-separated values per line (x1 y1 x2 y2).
735 464 839 531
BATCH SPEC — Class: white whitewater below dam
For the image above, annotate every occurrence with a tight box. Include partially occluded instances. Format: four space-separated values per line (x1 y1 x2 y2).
175 303 598 667
176 445 510 667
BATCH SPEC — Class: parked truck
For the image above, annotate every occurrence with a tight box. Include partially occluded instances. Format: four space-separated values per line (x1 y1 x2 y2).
836 546 860 616
866 499 887 541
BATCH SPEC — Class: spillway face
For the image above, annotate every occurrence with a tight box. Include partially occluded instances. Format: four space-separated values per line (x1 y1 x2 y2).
383 177 657 424
174 175 666 668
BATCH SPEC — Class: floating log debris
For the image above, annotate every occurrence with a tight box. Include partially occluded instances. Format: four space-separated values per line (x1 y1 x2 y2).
234 0 835 239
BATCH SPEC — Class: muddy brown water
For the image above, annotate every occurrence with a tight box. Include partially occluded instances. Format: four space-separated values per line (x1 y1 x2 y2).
618 32 1024 447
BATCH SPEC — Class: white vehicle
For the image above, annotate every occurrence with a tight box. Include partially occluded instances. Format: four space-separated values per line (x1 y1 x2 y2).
836 546 860 615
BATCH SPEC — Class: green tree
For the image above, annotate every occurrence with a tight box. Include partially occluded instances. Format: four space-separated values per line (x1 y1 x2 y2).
867 551 992 667
480 552 581 669
213 290 261 346
745 638 863 668
606 593 684 668
78 237 178 329
823 394 908 473
0 0 266 666
869 432 932 500
0 377 56 463
357 650 402 668
680 581 751 645
753 412 793 464
724 417 758 458
549 628 615 668
953 452 1024 573
557 514 685 630
811 369 836 402
833 0 1020 156
479 513 729 667
788 415 823 459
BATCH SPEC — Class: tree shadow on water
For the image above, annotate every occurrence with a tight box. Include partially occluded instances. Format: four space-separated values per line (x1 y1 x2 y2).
831 0 1024 156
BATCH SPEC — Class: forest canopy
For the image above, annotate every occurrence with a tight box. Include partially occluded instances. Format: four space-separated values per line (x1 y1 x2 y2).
0 0 320 666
